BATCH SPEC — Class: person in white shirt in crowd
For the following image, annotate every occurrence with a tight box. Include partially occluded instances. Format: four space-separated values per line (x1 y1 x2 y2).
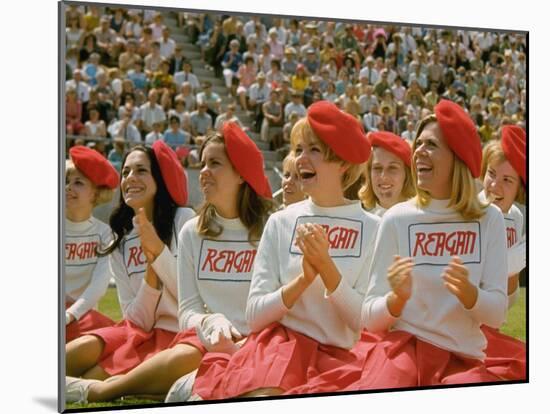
173 61 201 94
145 121 165 145
189 102 213 138
191 101 380 399
159 27 176 59
66 69 91 104
291 100 514 395
66 141 195 403
108 105 143 145
138 88 166 135
358 131 415 217
214 102 244 131
284 90 307 122
363 103 382 132
65 146 120 343
401 121 416 143
479 125 526 380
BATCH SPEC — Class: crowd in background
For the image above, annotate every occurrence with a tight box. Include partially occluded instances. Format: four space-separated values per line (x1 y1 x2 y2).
64 4 527 170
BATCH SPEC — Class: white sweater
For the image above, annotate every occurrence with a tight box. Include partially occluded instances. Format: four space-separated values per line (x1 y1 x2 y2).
177 214 258 336
246 199 380 349
362 199 508 359
368 204 387 218
109 207 195 332
479 191 525 307
65 217 113 320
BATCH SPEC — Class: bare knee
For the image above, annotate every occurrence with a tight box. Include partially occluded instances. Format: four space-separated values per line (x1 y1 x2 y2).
66 335 104 376
167 344 203 371
241 387 284 398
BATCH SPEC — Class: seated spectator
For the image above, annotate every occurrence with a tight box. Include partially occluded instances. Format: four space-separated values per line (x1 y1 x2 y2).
124 10 143 39
118 38 140 73
108 106 142 144
144 120 164 144
151 58 173 89
66 16 84 50
479 115 496 143
137 26 154 57
335 67 350 96
281 46 298 75
303 75 323 107
196 80 222 122
391 76 407 103
267 27 284 60
137 88 166 134
236 56 258 112
66 88 84 136
302 48 320 75
248 72 271 123
323 81 339 103
222 39 244 92
487 101 503 129
358 84 379 114
186 135 206 168
110 7 127 35
214 102 244 131
258 43 274 74
363 102 382 132
84 105 107 138
266 59 285 88
66 69 90 104
359 55 379 86
401 120 416 142
261 89 284 149
168 44 186 75
83 52 102 87
162 115 190 149
174 81 196 112
149 12 166 40
374 68 391 97
283 110 300 146
291 63 309 92
380 102 397 133
107 136 126 171
93 15 117 56
126 58 148 91
189 102 213 137
284 90 307 121
167 98 191 131
173 60 200 93
159 27 176 59
144 41 163 74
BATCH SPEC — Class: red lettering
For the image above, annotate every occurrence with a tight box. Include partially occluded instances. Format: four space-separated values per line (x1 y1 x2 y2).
66 243 76 260
127 245 146 267
413 232 427 256
202 248 217 272
507 227 517 248
413 231 477 257
325 226 359 250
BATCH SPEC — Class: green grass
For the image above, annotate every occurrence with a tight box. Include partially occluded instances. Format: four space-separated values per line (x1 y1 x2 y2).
66 287 527 409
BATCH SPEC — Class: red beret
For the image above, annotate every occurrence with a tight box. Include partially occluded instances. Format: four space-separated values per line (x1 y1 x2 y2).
501 125 526 185
175 145 191 160
222 122 272 199
69 145 119 189
367 131 412 167
307 100 371 164
434 99 482 178
151 140 188 206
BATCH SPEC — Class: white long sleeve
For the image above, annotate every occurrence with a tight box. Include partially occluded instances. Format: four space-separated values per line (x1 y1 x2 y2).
109 207 195 332
246 199 380 349
177 214 257 336
361 199 508 359
65 217 114 320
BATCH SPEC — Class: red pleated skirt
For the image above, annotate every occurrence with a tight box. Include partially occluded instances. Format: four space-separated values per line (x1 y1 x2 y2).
287 330 507 395
193 323 357 400
168 328 208 354
65 309 115 343
481 325 526 380
90 320 176 376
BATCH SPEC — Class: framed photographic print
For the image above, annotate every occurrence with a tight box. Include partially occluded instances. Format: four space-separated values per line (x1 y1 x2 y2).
58 0 528 412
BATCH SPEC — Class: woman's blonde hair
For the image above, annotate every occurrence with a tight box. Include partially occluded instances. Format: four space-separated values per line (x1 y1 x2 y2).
359 148 416 210
289 117 364 192
65 159 114 207
196 132 275 245
412 115 486 220
481 140 526 205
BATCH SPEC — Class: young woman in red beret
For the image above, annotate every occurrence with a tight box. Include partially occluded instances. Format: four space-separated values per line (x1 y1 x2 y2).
66 124 274 404
288 100 514 394
359 131 416 217
66 141 195 401
189 100 380 399
65 146 119 343
478 125 526 380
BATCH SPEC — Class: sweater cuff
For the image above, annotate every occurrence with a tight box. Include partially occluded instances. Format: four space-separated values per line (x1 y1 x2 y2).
151 245 174 283
362 294 398 333
467 287 506 328
66 299 87 321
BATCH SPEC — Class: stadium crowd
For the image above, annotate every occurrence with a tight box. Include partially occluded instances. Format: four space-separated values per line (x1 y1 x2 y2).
64 4 526 172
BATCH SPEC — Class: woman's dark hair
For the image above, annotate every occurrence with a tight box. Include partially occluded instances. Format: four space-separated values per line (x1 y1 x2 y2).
196 132 275 245
99 145 178 256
